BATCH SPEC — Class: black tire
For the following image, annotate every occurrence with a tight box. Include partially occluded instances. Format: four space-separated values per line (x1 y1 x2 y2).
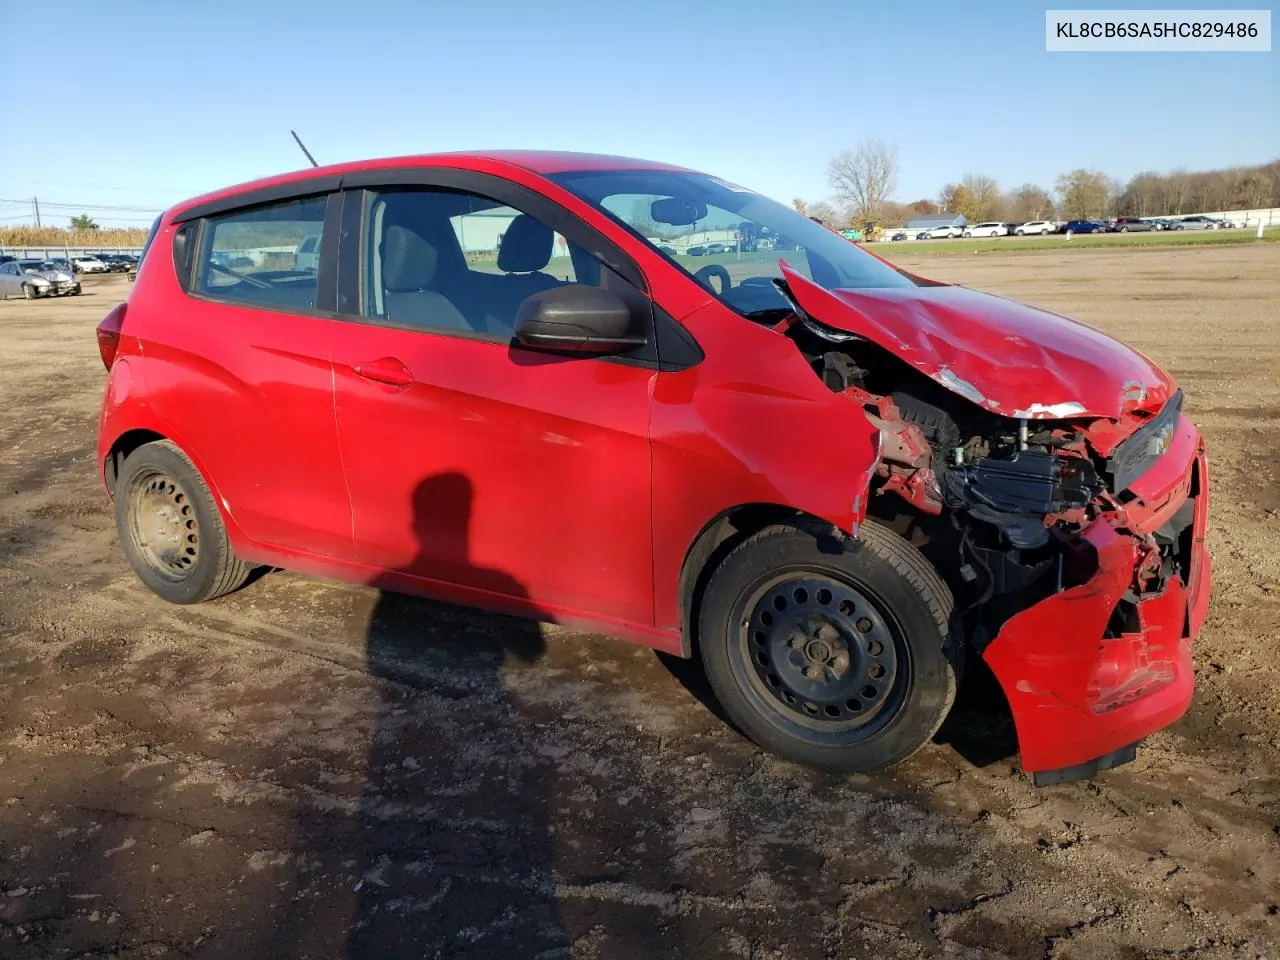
22 284 35 300
114 440 253 603
698 522 959 773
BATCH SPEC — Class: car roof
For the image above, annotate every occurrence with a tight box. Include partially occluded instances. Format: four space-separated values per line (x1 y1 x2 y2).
168 151 694 222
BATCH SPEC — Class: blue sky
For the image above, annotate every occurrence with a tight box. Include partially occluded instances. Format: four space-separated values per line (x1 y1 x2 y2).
1 0 1276 226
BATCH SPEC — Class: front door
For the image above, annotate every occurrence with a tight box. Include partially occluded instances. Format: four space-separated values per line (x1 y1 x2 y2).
328 182 655 627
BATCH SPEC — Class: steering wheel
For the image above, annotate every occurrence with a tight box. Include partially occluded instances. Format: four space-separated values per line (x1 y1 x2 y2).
693 263 731 295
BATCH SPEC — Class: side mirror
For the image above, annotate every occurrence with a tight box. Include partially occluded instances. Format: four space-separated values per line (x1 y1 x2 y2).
514 285 646 355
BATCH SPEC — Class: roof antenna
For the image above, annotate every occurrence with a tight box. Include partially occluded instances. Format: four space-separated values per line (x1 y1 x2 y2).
290 130 319 168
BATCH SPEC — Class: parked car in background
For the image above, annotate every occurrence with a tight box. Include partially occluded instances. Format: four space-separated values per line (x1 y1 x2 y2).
704 242 732 255
1110 217 1154 233
294 235 322 272
0 255 16 265
890 230 908 241
1061 220 1107 235
71 256 109 274
28 260 80 295
1216 217 1236 228
926 224 962 239
99 254 133 273
1169 215 1220 231
0 260 79 298
962 222 1008 238
686 245 707 256
1003 222 1024 235
1015 220 1056 235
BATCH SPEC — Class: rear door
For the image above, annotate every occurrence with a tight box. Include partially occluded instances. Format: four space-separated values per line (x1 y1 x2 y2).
326 173 657 626
155 193 352 559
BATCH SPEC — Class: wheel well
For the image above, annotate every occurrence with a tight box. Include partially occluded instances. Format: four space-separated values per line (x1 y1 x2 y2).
104 429 166 496
677 504 838 659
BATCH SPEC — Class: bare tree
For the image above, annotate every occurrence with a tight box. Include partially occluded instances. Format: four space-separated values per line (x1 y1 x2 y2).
1055 169 1112 219
961 173 1002 221
1005 184 1055 221
827 138 900 222
806 200 840 226
791 198 808 215
938 183 978 223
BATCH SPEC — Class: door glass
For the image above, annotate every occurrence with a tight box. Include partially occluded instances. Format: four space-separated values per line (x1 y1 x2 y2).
362 188 603 339
197 196 327 312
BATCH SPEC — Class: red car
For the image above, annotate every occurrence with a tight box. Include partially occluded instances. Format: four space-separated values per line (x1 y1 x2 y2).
96 152 1211 785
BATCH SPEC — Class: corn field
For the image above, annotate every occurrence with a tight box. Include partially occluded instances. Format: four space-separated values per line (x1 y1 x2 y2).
0 225 150 247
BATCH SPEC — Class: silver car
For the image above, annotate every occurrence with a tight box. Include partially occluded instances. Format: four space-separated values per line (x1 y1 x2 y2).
1169 215 1221 231
0 260 82 298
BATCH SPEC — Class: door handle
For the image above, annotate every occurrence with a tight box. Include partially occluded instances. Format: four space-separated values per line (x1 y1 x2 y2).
353 357 414 387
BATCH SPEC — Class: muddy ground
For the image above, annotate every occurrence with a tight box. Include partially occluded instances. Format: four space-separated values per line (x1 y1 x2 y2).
1 246 1278 959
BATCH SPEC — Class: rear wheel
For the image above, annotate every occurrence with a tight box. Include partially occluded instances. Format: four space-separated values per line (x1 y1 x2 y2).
698 522 959 773
115 440 253 604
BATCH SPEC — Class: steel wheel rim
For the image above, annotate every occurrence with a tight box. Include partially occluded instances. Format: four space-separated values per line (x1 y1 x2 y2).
127 468 200 581
731 571 909 737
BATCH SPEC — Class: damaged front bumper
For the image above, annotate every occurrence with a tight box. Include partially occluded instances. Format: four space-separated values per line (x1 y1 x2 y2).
981 414 1210 782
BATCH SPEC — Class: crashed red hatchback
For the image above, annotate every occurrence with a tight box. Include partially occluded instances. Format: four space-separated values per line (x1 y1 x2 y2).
97 152 1210 784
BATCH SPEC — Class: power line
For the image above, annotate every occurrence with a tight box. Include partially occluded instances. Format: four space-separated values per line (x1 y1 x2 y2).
0 216 159 224
5 178 200 195
0 197 164 213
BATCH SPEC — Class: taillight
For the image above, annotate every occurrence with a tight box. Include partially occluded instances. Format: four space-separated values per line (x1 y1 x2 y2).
96 303 126 370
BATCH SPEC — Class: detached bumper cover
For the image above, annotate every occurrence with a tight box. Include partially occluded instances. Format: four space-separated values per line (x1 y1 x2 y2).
982 416 1210 774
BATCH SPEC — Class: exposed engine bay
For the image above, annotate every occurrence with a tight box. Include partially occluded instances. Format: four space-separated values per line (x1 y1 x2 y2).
777 307 1195 652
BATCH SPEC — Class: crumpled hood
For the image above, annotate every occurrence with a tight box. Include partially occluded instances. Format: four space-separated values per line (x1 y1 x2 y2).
781 264 1176 421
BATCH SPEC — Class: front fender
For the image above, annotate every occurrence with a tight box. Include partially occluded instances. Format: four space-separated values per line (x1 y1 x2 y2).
651 301 882 632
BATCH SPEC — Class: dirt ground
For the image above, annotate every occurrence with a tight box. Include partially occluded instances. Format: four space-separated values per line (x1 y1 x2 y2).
1 246 1278 959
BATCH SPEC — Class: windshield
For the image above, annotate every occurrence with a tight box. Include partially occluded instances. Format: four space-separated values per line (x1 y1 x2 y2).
19 262 46 273
550 170 918 318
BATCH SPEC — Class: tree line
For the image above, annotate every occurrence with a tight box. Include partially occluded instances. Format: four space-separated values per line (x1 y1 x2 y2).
796 138 1280 227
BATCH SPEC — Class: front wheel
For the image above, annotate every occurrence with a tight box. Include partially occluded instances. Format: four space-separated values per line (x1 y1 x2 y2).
115 440 254 604
22 284 35 300
698 523 959 773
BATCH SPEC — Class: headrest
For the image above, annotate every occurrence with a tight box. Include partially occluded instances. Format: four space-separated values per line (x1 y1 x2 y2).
382 225 439 291
497 214 552 273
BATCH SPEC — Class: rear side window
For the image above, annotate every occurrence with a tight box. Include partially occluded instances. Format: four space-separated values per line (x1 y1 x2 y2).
196 197 327 312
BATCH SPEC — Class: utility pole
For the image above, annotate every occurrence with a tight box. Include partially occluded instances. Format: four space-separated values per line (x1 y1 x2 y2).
33 197 41 228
